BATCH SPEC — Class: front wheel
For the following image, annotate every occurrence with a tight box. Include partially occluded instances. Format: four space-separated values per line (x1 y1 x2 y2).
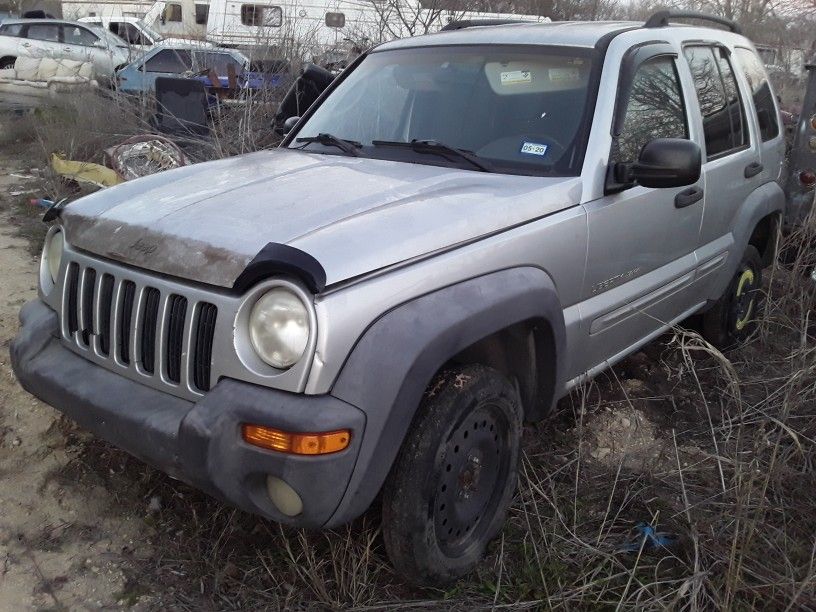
381 364 522 586
702 245 763 349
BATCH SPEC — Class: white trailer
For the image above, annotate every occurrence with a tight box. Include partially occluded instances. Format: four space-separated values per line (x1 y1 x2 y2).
62 0 550 60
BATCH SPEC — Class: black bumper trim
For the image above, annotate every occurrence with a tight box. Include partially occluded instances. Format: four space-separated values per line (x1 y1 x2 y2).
10 299 366 528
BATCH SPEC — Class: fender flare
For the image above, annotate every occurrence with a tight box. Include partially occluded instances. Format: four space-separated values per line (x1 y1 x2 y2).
325 266 566 527
731 180 785 272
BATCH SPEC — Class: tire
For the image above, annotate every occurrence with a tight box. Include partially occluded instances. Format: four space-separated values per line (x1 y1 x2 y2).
0 57 16 70
702 245 763 349
382 364 523 586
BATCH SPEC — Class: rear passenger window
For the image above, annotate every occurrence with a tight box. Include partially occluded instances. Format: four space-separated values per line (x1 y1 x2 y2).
611 57 688 165
735 47 779 141
27 24 60 42
145 49 191 73
684 46 749 159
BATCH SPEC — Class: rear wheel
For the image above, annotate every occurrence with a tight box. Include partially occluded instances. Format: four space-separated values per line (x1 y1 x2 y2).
702 245 763 349
382 364 522 586
0 57 16 70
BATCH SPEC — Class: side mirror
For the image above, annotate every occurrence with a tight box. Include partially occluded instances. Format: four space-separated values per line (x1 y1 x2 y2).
625 138 701 189
282 116 300 135
93 39 107 49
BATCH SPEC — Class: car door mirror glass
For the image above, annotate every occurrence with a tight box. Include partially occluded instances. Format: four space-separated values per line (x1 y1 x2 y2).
625 138 701 189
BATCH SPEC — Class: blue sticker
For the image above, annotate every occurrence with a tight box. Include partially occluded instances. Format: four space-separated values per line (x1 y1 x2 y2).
520 142 548 156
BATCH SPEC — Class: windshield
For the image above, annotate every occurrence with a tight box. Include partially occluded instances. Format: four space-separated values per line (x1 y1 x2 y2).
139 21 163 42
291 45 596 176
89 25 126 48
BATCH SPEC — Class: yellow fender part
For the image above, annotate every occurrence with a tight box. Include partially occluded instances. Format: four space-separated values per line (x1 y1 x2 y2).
50 153 123 188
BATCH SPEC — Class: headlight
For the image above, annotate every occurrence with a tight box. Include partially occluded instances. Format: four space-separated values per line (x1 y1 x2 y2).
40 228 64 292
248 288 310 369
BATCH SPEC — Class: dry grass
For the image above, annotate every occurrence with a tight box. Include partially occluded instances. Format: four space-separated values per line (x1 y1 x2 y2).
46 207 816 611
4 90 816 610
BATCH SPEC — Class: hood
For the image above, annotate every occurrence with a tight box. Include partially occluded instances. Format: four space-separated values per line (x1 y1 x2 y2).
62 149 582 289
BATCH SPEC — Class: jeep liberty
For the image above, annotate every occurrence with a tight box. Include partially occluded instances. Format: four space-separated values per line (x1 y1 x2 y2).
11 11 786 584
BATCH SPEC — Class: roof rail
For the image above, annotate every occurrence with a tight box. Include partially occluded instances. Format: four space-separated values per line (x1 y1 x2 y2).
644 10 742 35
440 19 532 31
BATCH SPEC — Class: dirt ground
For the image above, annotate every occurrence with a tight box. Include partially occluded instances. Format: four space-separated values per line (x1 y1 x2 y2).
0 161 154 609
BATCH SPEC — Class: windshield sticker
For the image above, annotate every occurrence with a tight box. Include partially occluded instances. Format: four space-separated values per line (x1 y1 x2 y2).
520 142 548 156
548 67 581 83
500 70 532 85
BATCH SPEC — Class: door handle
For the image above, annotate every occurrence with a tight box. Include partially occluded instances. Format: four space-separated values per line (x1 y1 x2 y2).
675 186 704 208
744 162 763 178
21 42 30 47
64 47 72 52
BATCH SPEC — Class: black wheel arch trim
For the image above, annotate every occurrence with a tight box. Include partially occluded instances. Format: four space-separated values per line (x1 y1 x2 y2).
324 266 566 527
232 242 327 293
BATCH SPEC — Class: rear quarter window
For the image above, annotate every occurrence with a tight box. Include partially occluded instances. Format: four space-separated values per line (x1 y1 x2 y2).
735 47 780 141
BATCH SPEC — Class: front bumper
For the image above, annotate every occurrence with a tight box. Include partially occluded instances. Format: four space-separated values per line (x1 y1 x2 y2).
10 299 366 528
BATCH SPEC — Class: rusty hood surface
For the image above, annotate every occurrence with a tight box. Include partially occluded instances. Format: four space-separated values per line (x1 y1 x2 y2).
61 148 582 289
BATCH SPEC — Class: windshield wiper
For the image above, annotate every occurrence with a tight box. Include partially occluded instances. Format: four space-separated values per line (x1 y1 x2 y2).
372 139 492 172
295 133 362 157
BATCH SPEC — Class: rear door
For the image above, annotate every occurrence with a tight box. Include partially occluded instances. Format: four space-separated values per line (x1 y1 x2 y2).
20 22 61 59
682 45 761 297
733 46 785 187
578 44 705 377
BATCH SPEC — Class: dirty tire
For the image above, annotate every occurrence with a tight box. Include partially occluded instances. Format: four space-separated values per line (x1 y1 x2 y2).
0 57 15 70
703 245 763 349
382 364 522 586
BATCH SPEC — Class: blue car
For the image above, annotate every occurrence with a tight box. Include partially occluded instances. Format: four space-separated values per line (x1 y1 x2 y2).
116 45 281 95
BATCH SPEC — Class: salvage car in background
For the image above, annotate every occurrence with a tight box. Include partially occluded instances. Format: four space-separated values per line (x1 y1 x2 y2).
0 18 130 81
115 45 280 95
79 16 213 54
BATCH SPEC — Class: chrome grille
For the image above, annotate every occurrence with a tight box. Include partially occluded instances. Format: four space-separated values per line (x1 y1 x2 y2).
60 257 218 398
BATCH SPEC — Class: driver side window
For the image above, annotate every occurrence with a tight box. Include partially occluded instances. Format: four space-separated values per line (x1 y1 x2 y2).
611 57 688 165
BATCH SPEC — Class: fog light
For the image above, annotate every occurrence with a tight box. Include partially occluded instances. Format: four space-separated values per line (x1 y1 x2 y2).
266 476 303 517
242 424 350 455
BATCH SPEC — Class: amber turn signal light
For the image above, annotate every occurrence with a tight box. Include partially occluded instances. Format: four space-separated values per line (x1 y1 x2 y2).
242 424 351 455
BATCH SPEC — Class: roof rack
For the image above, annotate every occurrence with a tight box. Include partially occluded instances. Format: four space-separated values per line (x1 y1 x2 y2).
440 19 532 31
644 10 742 35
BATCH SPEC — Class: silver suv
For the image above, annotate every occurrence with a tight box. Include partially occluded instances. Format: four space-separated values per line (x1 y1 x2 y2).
11 11 786 584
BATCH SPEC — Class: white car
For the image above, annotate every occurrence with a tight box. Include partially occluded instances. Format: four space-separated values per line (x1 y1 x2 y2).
78 16 213 54
0 18 131 82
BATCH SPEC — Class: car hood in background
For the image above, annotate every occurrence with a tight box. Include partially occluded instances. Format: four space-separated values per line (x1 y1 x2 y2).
61 149 582 289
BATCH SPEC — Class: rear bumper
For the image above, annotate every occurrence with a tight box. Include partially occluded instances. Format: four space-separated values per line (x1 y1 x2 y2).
10 299 366 528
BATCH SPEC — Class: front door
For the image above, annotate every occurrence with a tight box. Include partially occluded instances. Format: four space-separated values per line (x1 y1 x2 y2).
575 49 705 378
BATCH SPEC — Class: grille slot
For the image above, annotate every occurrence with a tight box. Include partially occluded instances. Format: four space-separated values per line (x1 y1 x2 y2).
98 274 115 355
165 295 188 384
193 303 218 391
118 281 136 364
140 288 161 374
66 263 79 334
80 268 96 346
